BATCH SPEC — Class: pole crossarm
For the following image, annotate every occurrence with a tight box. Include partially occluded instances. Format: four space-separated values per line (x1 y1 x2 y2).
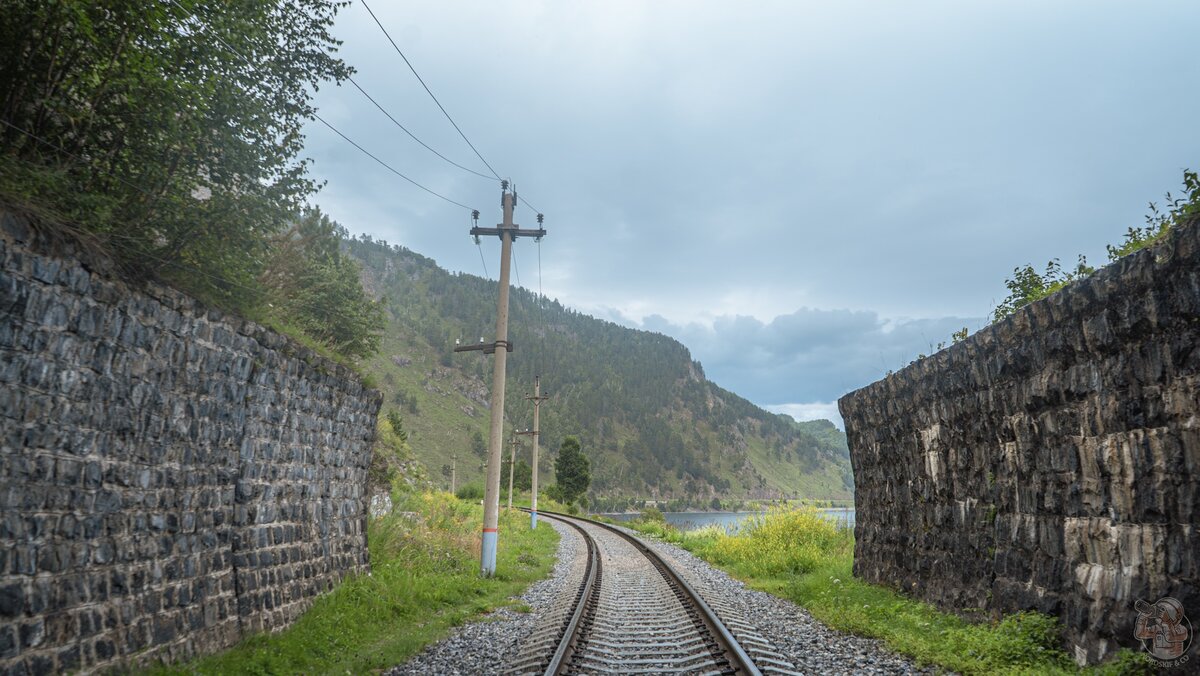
453 339 513 354
470 226 547 240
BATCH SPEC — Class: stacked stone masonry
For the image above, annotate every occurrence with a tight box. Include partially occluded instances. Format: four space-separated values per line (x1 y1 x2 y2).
839 217 1200 665
0 211 381 674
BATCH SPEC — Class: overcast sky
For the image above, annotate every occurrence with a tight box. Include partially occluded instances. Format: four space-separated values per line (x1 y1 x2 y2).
303 1 1199 427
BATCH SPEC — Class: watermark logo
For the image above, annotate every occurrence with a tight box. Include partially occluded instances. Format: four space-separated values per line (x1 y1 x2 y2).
1134 597 1192 668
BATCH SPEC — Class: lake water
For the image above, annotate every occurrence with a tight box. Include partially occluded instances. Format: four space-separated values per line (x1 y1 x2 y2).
603 508 855 532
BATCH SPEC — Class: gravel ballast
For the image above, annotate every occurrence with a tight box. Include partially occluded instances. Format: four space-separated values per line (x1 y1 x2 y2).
389 517 933 675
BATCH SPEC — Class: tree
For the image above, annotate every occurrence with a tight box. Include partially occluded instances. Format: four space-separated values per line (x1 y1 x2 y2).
555 436 590 505
500 456 532 492
260 208 383 360
0 0 351 309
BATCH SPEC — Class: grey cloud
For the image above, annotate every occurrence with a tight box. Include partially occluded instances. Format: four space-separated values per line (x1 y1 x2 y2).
298 1 1197 414
630 308 981 405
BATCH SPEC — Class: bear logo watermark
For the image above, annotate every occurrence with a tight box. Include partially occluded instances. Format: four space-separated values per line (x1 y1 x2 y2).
1134 597 1192 668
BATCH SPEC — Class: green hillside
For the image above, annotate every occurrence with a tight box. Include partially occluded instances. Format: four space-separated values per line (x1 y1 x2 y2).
344 235 853 505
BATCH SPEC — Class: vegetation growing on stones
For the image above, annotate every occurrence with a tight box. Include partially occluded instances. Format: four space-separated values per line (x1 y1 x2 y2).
992 170 1199 322
259 209 383 361
0 0 382 363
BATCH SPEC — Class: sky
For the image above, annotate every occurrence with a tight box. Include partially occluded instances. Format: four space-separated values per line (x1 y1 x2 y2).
302 0 1200 428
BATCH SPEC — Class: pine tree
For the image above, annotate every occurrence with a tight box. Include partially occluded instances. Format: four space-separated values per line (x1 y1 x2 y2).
555 436 591 505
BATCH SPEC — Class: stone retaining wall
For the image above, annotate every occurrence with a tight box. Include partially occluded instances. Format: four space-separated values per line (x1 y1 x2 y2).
839 217 1199 665
0 211 381 673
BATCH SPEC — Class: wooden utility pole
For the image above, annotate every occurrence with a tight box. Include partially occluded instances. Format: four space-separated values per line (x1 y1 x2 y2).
524 376 550 529
454 181 546 577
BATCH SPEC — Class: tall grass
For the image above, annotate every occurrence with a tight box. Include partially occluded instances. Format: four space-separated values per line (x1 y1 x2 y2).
702 507 851 578
151 492 558 675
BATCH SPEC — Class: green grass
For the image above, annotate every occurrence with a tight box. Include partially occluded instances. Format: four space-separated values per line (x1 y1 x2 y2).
149 492 559 675
622 507 1154 675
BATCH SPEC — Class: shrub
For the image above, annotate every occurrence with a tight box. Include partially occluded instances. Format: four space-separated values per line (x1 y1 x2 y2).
455 483 483 501
640 507 666 522
704 507 852 578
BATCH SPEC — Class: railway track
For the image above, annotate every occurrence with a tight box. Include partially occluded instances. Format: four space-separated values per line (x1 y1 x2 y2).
506 510 798 675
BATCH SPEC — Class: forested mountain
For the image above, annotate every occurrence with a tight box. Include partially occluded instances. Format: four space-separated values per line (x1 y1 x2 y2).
344 235 853 504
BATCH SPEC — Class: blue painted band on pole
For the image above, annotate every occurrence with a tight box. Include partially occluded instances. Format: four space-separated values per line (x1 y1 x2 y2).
481 529 498 576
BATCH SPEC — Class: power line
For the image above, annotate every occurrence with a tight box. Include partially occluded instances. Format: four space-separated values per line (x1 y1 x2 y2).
313 112 473 211
344 76 493 181
536 227 545 376
165 0 475 212
518 194 542 216
359 0 502 181
512 242 523 289
476 239 490 279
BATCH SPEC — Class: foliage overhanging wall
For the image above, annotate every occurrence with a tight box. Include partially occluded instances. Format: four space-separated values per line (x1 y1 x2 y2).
839 217 1200 665
0 211 381 673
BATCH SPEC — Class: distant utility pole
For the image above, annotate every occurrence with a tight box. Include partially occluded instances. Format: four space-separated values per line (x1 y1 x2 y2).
524 376 550 529
513 427 535 512
507 435 519 510
451 453 457 495
454 181 546 577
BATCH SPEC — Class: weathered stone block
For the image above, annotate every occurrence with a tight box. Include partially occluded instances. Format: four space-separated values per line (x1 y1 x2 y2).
841 217 1200 665
0 212 380 673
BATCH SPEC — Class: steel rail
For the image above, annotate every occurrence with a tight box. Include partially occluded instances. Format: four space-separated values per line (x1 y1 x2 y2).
529 508 763 676
541 513 598 675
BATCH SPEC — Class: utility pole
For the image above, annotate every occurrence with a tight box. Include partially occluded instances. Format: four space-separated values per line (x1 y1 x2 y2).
513 427 536 513
454 181 546 577
507 435 519 510
524 376 550 529
450 453 457 495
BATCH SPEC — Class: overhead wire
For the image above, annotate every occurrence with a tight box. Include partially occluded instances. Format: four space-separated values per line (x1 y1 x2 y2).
165 0 476 212
511 242 522 289
536 227 545 377
166 0 552 330
359 0 502 181
355 0 551 224
518 194 542 216
343 76 493 181
476 241 490 279
9 6 529 306
312 112 473 210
